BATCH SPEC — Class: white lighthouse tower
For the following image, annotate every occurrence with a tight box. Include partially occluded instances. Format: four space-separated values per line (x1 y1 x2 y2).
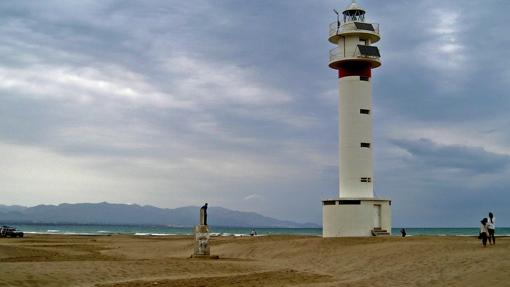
322 1 392 237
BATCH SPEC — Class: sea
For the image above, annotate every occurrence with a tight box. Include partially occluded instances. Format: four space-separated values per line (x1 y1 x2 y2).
6 224 510 237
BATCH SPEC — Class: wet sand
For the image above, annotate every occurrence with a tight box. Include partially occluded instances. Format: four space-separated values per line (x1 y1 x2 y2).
0 234 508 286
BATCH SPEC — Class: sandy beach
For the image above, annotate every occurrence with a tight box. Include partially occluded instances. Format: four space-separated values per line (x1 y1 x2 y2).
0 234 508 286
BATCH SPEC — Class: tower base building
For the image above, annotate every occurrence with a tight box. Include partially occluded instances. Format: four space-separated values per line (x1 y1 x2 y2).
322 1 391 237
322 198 391 237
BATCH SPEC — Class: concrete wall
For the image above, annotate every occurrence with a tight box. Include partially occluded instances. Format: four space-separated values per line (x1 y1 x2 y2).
343 36 359 57
323 199 391 237
339 76 373 198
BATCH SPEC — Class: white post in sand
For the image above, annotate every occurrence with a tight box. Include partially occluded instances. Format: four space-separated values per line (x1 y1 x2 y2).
193 224 210 256
322 0 392 237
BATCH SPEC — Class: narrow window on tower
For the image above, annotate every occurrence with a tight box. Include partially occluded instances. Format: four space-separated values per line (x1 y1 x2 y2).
360 109 370 114
360 76 370 81
360 143 371 148
361 177 372 183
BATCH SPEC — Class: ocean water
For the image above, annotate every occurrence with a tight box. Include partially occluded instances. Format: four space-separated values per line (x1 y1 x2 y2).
6 223 510 237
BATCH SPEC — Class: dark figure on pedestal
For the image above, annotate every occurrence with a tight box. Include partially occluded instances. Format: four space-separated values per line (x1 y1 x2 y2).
193 203 215 258
200 203 208 225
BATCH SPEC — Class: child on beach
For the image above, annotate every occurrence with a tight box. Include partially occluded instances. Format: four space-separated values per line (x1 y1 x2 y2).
480 218 489 247
487 212 496 245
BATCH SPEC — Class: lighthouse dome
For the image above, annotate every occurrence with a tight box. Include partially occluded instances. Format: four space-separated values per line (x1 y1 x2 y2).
343 0 366 16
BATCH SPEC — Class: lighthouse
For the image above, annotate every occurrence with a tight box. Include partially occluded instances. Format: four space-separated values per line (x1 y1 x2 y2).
322 0 392 237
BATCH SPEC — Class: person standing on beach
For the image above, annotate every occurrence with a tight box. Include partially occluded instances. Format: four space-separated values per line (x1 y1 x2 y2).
487 212 496 245
480 218 489 247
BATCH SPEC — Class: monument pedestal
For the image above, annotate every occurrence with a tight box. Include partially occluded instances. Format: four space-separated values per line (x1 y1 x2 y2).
191 224 219 259
322 198 392 237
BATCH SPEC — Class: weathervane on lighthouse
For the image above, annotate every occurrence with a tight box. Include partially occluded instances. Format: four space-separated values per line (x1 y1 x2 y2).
322 0 392 237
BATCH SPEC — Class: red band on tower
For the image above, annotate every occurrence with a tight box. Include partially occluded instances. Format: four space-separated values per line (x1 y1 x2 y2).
338 62 372 78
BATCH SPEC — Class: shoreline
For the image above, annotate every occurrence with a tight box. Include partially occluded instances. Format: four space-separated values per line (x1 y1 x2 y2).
6 224 510 238
13 231 510 239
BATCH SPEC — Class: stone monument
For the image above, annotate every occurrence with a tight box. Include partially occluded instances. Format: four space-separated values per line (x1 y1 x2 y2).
191 203 218 258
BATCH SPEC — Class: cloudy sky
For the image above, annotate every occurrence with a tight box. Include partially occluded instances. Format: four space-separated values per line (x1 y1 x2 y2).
1 0 509 227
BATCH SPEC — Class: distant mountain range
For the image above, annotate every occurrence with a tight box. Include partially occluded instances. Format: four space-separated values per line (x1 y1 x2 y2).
0 203 319 228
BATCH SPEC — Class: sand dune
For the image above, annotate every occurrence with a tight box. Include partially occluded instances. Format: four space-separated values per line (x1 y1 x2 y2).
0 235 508 286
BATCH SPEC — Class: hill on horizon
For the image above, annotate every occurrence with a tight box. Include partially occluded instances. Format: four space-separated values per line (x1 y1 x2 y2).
0 202 319 228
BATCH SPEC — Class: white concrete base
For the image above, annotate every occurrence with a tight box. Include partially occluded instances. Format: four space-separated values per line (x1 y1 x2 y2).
193 225 210 256
322 198 391 237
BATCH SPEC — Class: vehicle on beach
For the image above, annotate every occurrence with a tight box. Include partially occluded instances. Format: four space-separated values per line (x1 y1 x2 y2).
0 226 24 238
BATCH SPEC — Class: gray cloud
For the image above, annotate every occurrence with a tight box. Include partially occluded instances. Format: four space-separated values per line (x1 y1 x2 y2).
0 0 509 225
392 139 510 174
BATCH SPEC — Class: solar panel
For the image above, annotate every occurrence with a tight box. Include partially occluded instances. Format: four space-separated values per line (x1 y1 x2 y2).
357 45 380 57
354 22 375 32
